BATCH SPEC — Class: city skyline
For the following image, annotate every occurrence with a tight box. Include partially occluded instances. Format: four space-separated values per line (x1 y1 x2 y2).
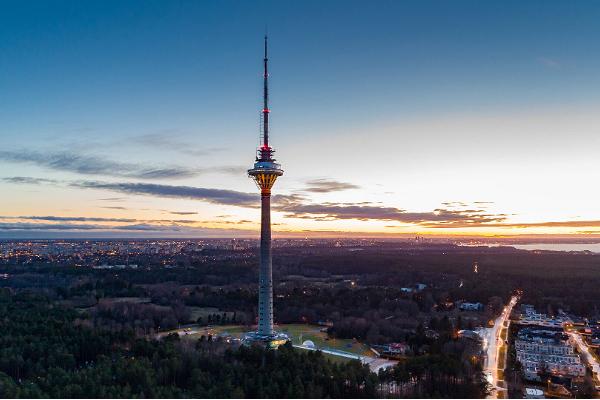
1 1 600 238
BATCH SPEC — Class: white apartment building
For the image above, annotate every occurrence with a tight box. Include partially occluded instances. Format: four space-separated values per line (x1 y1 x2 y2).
515 339 574 355
516 327 586 379
519 356 586 379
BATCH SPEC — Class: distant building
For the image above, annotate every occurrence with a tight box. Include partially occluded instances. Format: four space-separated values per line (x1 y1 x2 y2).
372 342 410 358
519 304 567 328
524 388 544 399
457 330 482 341
401 283 426 293
425 329 440 339
459 302 484 311
317 320 334 327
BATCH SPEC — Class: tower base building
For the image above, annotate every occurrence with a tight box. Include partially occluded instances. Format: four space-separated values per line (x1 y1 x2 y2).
242 330 290 349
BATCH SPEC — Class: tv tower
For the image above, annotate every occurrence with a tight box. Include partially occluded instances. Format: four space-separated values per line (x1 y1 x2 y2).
244 36 289 348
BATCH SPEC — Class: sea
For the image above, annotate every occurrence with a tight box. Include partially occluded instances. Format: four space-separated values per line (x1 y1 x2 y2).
512 243 600 253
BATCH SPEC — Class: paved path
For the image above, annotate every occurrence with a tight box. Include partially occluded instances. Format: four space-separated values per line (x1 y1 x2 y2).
294 344 398 372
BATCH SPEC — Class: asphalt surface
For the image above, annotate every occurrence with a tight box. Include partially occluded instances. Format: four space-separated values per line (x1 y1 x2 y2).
481 296 518 399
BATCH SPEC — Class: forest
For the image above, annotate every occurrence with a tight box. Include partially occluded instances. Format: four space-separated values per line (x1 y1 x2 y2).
0 290 377 398
0 290 488 398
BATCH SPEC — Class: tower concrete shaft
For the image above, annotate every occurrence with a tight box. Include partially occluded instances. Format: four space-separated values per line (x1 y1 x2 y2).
258 192 273 335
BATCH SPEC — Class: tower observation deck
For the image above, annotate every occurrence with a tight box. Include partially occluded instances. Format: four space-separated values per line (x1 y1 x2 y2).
243 36 289 349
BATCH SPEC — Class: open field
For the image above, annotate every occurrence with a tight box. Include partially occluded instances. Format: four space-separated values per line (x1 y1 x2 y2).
188 306 235 322
100 297 151 304
174 323 375 357
278 324 375 356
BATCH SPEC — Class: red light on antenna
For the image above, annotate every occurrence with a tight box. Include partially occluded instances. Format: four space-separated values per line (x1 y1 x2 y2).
262 109 270 113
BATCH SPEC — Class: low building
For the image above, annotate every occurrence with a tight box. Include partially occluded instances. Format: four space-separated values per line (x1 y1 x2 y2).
524 387 544 399
457 330 482 341
372 342 410 358
519 304 567 328
459 302 484 311
515 329 574 355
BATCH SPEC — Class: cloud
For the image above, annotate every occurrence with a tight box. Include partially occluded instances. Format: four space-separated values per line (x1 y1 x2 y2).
0 221 191 232
214 166 247 176
273 197 508 225
0 222 106 231
133 132 224 157
168 211 198 215
538 57 561 70
0 219 257 238
200 219 254 225
2 176 302 209
436 220 600 229
0 150 199 180
303 179 360 193
442 201 469 207
71 181 260 207
2 176 58 185
0 215 138 223
0 215 206 226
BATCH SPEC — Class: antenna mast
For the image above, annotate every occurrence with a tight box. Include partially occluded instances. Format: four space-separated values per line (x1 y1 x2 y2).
257 35 274 162
263 35 269 148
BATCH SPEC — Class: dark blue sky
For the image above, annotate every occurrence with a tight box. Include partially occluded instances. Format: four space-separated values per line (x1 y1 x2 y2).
3 0 599 138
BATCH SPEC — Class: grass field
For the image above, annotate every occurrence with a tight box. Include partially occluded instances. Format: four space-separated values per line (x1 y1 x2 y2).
100 297 151 304
277 324 374 356
182 323 375 358
188 306 235 322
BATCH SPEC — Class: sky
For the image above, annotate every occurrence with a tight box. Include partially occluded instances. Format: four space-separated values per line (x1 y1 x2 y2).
1 0 600 239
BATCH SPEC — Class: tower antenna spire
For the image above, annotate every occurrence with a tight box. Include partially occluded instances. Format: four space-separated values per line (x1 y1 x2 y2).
262 34 269 149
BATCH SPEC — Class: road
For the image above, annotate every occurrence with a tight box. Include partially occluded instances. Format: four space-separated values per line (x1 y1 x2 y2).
568 331 600 382
481 295 518 399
